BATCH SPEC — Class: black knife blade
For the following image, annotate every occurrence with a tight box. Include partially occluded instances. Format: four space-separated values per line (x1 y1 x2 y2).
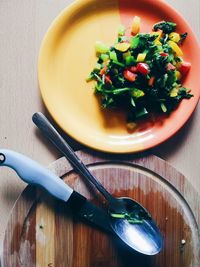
67 191 113 233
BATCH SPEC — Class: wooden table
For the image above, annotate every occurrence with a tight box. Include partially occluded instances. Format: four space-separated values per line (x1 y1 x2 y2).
0 0 199 257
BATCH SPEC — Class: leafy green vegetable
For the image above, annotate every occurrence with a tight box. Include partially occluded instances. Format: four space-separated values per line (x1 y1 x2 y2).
130 36 140 49
110 212 144 224
153 21 176 34
135 107 148 118
125 55 135 66
160 102 167 113
110 207 152 224
180 32 188 42
131 88 145 98
110 213 126 219
112 60 125 67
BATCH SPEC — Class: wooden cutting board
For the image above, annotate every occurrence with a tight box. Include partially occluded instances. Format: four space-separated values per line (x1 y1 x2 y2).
3 151 200 267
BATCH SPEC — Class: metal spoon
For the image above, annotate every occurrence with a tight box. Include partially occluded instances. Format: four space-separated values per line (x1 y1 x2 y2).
32 112 163 255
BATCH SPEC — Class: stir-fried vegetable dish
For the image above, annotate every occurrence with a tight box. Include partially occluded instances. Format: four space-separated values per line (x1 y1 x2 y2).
87 17 192 126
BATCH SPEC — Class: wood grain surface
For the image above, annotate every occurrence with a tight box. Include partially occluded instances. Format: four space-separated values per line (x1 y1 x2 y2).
3 152 200 267
0 0 199 260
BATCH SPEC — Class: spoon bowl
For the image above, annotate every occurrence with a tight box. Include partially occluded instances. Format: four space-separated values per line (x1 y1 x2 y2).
109 198 162 255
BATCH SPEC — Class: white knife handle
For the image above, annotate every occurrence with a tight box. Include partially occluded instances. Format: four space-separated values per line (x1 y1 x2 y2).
0 149 73 202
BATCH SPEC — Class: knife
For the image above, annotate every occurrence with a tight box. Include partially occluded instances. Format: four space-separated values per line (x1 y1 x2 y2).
0 149 112 233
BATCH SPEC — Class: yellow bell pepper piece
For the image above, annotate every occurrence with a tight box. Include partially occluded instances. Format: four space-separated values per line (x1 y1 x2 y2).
175 70 182 80
131 89 145 98
136 53 147 62
151 30 163 46
154 39 162 46
168 40 183 56
169 32 181 43
131 16 141 35
151 31 162 39
114 42 130 52
170 88 179 97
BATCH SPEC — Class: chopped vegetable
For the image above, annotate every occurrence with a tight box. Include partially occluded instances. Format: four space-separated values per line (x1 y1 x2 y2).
169 32 181 43
154 39 162 46
128 66 137 73
170 87 179 97
151 30 163 39
105 75 112 84
125 55 135 65
178 61 191 76
160 52 168 57
109 51 118 61
95 41 109 54
136 63 149 75
131 16 141 35
153 21 176 34
100 66 108 75
175 70 182 80
130 36 140 48
115 42 130 52
135 107 148 118
168 40 183 56
148 76 155 86
87 17 193 123
110 213 126 219
160 102 167 113
124 70 137 82
94 63 101 71
167 63 176 71
110 210 146 224
136 53 147 62
100 53 109 61
131 88 145 98
179 32 188 43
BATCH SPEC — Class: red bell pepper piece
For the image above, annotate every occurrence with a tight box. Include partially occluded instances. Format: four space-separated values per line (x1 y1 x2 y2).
167 63 176 71
136 63 149 75
105 75 112 84
178 61 191 76
123 70 137 82
100 66 108 76
128 66 137 73
160 52 169 57
148 76 155 86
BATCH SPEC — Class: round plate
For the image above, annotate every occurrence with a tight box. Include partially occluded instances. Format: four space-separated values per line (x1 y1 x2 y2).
38 0 200 153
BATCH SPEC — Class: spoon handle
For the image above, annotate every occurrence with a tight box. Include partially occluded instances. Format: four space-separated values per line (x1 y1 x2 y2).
32 112 113 202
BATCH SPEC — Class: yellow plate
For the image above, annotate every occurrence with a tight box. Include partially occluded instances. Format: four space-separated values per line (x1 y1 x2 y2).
38 0 200 153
